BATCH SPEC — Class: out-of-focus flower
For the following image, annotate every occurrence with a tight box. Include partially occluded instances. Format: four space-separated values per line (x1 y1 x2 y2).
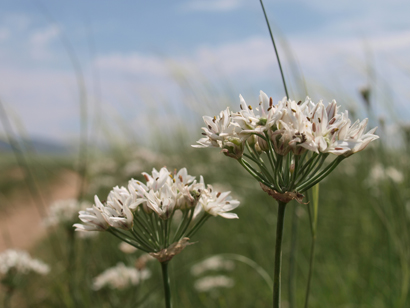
74 204 110 232
191 256 235 276
0 250 50 276
194 275 234 292
368 164 404 184
45 199 91 227
92 263 150 290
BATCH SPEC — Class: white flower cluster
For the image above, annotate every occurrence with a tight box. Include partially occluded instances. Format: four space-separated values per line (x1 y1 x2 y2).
194 275 235 293
92 262 150 290
191 256 235 276
0 250 50 276
45 199 91 227
74 167 240 233
194 91 379 158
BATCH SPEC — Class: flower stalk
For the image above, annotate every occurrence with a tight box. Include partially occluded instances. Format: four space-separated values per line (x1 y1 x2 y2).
75 167 240 306
274 201 287 308
161 262 172 308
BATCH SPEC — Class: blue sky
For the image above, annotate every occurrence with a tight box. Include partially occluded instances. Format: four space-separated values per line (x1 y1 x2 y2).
0 0 409 143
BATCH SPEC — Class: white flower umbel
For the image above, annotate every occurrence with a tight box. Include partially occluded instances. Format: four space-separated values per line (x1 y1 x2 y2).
194 91 379 198
0 250 50 276
76 167 240 308
92 262 150 291
74 167 239 261
194 91 379 308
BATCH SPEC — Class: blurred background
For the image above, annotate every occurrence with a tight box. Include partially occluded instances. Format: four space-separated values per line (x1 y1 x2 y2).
0 0 409 307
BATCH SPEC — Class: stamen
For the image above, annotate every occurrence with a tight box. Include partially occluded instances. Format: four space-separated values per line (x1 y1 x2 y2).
269 97 273 107
143 174 150 182
312 123 316 132
297 101 302 105
208 125 212 130
179 175 183 182
291 108 296 113
216 192 221 198
335 147 343 150
331 128 339 134
318 118 321 123
248 105 253 110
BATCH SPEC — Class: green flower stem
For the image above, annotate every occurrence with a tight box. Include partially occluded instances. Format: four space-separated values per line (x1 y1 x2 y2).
134 215 159 248
243 151 275 184
161 262 172 308
274 201 287 308
173 208 194 243
298 156 344 192
171 210 188 242
304 234 316 308
186 214 210 238
130 226 156 251
239 158 273 189
296 153 318 180
288 155 300 191
283 153 291 184
308 154 329 179
295 154 322 188
108 229 150 253
276 155 284 190
242 159 272 186
304 188 318 308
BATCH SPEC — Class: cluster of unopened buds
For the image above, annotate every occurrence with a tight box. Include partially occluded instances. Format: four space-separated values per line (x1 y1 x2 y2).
74 167 239 263
194 91 379 200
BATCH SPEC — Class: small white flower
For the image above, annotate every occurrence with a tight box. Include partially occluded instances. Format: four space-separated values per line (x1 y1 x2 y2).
0 250 50 276
194 275 234 292
98 195 134 230
198 185 239 219
92 263 151 291
74 203 110 232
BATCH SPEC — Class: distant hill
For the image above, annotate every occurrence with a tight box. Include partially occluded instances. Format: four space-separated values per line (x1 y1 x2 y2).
0 138 70 154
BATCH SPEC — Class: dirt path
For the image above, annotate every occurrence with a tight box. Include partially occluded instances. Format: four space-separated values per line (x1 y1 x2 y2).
0 170 80 251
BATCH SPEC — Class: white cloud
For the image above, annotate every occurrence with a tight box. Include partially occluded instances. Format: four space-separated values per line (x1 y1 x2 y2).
29 26 60 60
0 28 9 42
30 26 59 46
182 0 244 12
94 53 168 77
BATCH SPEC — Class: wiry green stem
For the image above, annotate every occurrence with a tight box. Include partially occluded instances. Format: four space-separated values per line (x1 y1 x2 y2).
274 201 287 308
259 0 289 99
161 262 172 308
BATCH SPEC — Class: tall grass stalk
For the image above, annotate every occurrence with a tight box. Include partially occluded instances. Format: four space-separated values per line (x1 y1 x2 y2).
304 184 319 308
